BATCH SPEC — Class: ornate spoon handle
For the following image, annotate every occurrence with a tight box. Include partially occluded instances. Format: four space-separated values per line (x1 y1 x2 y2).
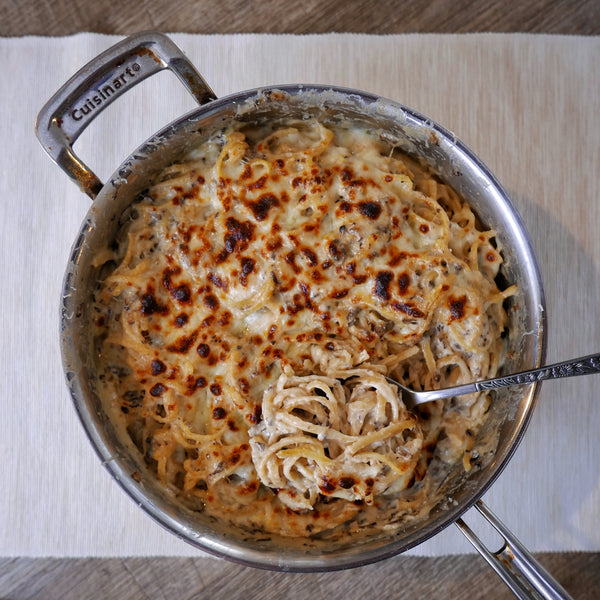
399 353 600 406
475 353 600 391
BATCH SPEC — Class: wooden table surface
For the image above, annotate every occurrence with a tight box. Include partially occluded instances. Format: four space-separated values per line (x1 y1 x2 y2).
2 1 599 599
0 0 599 36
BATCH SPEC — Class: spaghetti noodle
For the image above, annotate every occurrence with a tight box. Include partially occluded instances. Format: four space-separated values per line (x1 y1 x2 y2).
91 118 515 538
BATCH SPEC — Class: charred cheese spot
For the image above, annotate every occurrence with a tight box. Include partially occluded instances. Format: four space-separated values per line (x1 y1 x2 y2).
249 405 262 425
174 313 189 327
328 240 343 261
340 167 353 184
319 476 336 494
398 272 410 295
373 271 393 301
208 273 227 291
239 257 255 286
285 251 301 274
266 236 283 252
218 217 256 263
391 302 425 319
149 383 166 397
212 406 226 419
171 285 192 304
239 378 250 394
167 331 199 354
140 288 168 316
162 267 192 304
190 376 207 391
247 193 279 221
339 477 356 489
300 247 318 267
358 201 382 219
248 175 267 190
218 311 232 327
151 359 167 375
241 164 253 180
449 295 467 321
203 294 219 310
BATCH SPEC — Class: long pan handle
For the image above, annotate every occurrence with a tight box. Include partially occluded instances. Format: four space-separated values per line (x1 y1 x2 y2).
455 500 573 600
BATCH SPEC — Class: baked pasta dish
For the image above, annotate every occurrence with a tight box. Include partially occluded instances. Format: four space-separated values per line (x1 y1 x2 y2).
91 118 516 538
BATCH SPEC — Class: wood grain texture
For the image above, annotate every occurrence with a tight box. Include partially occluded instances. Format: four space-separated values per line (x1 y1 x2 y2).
0 0 598 36
1 554 599 599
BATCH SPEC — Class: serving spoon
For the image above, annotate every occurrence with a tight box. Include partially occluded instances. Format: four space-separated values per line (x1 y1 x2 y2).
383 352 600 409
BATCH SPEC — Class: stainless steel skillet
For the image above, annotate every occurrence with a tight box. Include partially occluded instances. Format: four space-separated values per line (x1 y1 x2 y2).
36 31 571 599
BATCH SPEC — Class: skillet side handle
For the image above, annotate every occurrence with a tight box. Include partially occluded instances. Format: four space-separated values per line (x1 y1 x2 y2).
35 31 217 199
455 500 573 600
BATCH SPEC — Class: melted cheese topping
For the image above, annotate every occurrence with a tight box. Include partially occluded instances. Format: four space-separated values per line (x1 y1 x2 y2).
92 119 515 539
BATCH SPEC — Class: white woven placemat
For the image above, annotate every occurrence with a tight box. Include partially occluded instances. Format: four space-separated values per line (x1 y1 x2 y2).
1 33 598 557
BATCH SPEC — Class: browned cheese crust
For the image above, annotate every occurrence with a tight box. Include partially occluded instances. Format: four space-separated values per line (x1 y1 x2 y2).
92 120 515 538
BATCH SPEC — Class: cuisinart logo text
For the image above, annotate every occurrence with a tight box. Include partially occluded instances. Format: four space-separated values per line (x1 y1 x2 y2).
70 62 142 121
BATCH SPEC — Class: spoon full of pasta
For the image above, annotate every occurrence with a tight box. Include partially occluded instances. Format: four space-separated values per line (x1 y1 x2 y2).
383 352 600 409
